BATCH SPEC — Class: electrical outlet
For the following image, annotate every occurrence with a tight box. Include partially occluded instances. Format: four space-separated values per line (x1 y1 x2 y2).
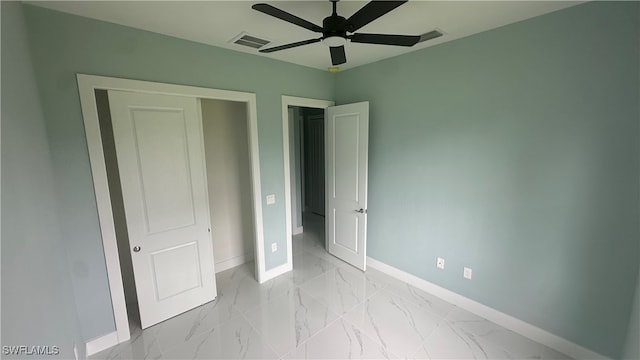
266 194 276 205
436 257 445 269
271 242 277 252
463 267 473 280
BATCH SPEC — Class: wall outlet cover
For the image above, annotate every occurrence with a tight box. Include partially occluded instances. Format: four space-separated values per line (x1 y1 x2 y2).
436 257 445 269
266 194 276 205
464 267 473 279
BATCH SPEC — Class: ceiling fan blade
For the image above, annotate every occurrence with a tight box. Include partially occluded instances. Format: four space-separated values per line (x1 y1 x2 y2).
350 33 420 47
346 1 407 32
419 30 444 43
329 45 347 65
252 4 323 33
259 38 322 53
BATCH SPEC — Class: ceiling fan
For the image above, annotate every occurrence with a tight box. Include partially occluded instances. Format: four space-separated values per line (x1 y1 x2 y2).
252 0 425 66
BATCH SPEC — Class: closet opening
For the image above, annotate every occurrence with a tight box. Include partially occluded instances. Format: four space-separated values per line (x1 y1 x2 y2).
95 90 254 333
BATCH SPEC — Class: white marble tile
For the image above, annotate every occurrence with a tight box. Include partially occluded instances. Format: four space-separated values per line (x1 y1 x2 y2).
293 213 342 263
300 266 386 315
417 320 512 359
92 295 237 359
446 308 572 359
283 319 394 359
90 327 162 360
140 294 238 354
292 236 346 269
290 251 336 285
162 315 278 359
292 234 306 256
215 262 256 290
343 289 442 358
295 227 324 250
217 263 295 314
244 287 339 357
306 246 350 268
383 280 456 318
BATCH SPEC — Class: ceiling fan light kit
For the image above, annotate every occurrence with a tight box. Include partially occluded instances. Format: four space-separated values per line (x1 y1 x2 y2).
252 0 437 66
323 36 347 47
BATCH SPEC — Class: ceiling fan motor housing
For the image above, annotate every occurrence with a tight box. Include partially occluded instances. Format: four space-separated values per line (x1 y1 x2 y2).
322 15 348 40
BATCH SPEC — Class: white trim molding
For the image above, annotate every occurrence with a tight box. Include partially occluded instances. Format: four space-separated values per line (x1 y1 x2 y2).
77 74 266 348
215 253 254 273
85 331 118 356
281 96 334 279
260 261 293 283
367 257 610 360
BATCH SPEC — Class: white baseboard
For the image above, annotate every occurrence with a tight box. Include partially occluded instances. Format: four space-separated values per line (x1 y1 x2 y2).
85 331 118 356
293 226 303 235
215 253 253 273
366 257 609 360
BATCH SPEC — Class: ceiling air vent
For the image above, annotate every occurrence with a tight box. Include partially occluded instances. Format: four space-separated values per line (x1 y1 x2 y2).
230 32 270 49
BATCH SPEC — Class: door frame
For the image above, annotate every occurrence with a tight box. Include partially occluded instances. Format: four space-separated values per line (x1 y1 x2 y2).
281 96 334 270
78 74 266 352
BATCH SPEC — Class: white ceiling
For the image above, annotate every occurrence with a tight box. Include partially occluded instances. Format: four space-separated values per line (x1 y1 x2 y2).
29 1 581 71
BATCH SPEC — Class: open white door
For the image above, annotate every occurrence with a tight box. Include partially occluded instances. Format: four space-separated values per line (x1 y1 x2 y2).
326 102 369 271
108 90 216 329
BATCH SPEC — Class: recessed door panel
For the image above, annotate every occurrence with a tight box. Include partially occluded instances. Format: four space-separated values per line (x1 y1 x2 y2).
333 209 358 252
151 242 202 300
333 114 360 202
131 109 196 234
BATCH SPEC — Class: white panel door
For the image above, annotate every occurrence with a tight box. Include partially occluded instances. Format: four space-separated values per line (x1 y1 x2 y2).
108 90 216 329
326 102 369 271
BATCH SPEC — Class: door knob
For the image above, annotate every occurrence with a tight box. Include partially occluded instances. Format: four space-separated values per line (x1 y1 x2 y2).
355 208 366 214
133 246 141 252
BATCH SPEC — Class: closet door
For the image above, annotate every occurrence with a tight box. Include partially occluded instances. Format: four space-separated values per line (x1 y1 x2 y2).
108 90 216 328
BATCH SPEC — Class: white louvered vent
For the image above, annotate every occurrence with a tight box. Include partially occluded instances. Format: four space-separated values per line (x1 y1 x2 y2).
230 32 270 49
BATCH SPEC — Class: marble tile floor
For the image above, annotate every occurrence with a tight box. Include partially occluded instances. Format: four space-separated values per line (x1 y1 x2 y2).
92 213 572 360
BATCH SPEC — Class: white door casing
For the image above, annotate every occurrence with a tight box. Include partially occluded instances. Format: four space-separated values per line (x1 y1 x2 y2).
108 90 216 329
281 96 334 281
326 102 369 271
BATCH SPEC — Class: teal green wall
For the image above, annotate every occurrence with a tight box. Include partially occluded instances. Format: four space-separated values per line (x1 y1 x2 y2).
22 4 333 341
1 2 83 358
335 2 638 358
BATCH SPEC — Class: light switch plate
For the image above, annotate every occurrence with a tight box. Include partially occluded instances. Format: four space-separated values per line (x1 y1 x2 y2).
271 242 277 252
436 257 445 269
266 194 276 205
